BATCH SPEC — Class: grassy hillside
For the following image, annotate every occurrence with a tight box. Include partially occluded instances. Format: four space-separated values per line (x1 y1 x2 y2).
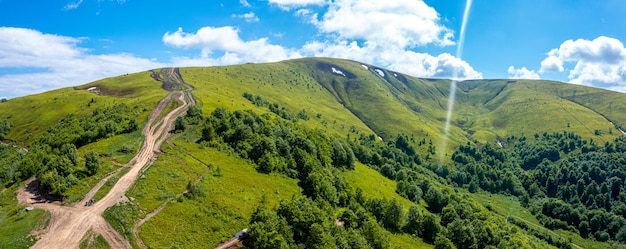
0 71 167 144
3 57 626 249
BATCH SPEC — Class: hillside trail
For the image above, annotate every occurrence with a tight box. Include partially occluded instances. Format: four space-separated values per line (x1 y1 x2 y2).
17 68 194 249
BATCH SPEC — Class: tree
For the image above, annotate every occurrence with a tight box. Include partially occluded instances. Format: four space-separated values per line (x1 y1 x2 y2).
0 119 11 140
424 186 447 213
404 205 422 235
447 219 477 249
383 199 404 232
247 206 294 249
306 223 337 249
434 235 456 249
339 209 359 229
84 151 100 176
174 116 186 132
360 219 390 249
421 213 440 243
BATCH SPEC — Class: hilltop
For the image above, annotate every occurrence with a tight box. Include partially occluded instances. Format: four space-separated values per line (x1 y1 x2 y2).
1 57 626 249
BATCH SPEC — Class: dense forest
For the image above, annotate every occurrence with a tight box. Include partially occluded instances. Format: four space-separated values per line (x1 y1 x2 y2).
0 103 139 195
193 93 568 249
440 132 626 243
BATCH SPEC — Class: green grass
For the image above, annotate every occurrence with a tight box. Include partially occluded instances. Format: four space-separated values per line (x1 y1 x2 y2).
468 190 608 249
0 185 50 249
345 163 416 210
134 141 300 248
454 80 620 143
0 71 167 145
79 229 111 249
389 233 433 249
94 167 130 201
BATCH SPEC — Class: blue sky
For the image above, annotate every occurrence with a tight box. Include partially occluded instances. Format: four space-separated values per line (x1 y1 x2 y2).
1 0 626 98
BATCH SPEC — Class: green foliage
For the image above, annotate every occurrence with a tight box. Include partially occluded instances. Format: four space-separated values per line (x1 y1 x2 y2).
424 186 447 213
451 132 626 244
247 206 294 249
184 180 205 200
103 203 140 241
2 103 140 196
434 235 456 249
84 151 100 176
174 116 186 132
404 205 422 236
0 119 11 140
382 199 404 232
38 103 139 149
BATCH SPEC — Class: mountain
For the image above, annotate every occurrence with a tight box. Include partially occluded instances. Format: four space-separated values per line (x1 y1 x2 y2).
1 57 625 249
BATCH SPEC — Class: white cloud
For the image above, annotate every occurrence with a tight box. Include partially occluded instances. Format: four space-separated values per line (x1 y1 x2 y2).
64 0 83 10
162 26 301 65
232 12 260 23
539 53 564 73
317 0 454 48
269 0 325 9
163 0 480 81
64 0 125 10
540 36 626 90
0 27 164 98
507 66 540 79
240 0 251 7
301 40 481 80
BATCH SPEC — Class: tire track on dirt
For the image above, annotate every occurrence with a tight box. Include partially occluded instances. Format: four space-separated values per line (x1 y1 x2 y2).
17 68 193 249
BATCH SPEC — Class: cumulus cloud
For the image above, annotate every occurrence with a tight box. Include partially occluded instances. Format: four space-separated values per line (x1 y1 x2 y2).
539 54 564 73
317 0 454 48
507 66 540 79
0 27 163 98
540 36 626 90
164 0 480 81
232 12 260 22
301 40 482 80
162 26 301 65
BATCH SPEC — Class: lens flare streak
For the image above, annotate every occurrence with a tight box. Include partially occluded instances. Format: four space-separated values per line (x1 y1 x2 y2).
441 0 473 163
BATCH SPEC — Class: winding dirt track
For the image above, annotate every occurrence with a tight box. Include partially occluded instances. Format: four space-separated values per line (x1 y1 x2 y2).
17 68 194 249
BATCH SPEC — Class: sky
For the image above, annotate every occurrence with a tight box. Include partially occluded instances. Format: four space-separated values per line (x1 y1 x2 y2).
1 0 626 98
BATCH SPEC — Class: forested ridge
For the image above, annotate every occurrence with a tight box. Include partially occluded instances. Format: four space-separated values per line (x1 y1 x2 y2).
193 94 576 249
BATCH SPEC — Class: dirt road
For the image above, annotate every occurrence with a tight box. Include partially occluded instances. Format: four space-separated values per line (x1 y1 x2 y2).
17 68 194 249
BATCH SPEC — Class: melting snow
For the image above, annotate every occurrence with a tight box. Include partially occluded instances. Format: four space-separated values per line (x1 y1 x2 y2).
87 87 97 91
361 64 369 70
331 67 346 77
375 69 385 77
393 73 398 77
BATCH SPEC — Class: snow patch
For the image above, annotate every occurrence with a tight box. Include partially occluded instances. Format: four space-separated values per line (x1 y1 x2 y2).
87 87 97 91
361 64 369 70
374 69 385 77
393 73 398 77
331 67 346 77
